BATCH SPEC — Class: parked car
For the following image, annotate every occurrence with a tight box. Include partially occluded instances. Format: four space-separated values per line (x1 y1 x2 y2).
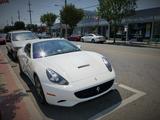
6 30 39 60
37 33 51 39
0 34 6 45
81 34 105 43
17 38 116 107
67 34 81 41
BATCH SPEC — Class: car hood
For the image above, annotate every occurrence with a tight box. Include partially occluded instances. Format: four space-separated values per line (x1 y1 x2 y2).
36 51 108 83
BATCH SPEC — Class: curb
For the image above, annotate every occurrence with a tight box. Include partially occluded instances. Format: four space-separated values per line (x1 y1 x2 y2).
0 51 43 120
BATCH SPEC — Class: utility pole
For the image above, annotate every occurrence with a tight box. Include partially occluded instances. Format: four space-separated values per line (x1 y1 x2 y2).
6 20 9 26
64 0 67 38
65 0 67 6
17 10 20 21
150 16 155 44
11 16 13 25
28 0 32 24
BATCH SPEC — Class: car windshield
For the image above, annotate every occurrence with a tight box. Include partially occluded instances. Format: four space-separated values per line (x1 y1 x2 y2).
33 40 81 59
13 32 38 41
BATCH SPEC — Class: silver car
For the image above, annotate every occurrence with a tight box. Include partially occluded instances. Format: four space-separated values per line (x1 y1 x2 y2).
6 30 38 60
81 34 105 43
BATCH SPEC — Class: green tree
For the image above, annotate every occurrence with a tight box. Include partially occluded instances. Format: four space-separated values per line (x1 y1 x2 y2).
40 13 57 35
26 24 38 32
3 26 15 33
98 0 137 43
60 4 84 35
14 21 25 30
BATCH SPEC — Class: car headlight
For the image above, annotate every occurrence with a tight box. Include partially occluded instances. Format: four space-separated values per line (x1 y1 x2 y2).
46 68 69 85
102 57 112 72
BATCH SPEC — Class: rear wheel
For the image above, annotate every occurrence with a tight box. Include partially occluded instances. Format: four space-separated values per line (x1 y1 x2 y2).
91 39 95 43
81 38 84 42
34 75 46 104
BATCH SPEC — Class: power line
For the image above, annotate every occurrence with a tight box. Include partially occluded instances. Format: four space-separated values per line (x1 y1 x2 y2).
28 0 32 24
11 17 13 25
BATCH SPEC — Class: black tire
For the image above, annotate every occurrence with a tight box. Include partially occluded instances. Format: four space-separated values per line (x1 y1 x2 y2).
6 47 11 55
91 39 95 43
81 38 84 42
34 75 46 104
12 51 17 62
100 41 105 44
19 61 24 75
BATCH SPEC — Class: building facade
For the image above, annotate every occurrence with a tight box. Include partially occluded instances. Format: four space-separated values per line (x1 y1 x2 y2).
75 2 160 42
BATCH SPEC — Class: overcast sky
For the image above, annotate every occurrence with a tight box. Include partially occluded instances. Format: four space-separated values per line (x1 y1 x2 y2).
0 0 160 28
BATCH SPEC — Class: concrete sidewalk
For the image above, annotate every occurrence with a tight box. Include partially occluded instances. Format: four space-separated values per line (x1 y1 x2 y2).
0 51 42 120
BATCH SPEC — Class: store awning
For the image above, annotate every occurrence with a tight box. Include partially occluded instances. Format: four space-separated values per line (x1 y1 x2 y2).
123 7 160 24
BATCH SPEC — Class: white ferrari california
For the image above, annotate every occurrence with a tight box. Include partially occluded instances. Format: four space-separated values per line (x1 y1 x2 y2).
17 38 116 107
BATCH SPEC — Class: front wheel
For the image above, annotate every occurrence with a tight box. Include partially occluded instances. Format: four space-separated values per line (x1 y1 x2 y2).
34 75 46 104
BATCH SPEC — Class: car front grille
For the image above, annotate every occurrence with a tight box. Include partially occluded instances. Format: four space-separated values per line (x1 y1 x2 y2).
74 80 114 99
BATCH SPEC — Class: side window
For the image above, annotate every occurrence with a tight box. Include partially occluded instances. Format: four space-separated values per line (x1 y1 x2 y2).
24 44 31 58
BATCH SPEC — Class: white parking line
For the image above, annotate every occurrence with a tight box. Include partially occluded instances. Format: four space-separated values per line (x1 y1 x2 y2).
88 84 146 120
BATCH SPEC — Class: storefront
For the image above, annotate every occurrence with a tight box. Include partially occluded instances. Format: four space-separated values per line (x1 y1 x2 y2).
123 7 160 42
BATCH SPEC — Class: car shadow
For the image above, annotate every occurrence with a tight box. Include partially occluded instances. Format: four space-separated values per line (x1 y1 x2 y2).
39 89 122 120
19 72 122 120
7 51 17 63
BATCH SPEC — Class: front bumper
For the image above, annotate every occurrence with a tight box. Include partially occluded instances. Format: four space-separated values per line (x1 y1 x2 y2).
42 71 115 107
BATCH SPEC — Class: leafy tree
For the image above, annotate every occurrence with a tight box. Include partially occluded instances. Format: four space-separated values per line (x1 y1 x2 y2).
14 21 25 30
0 29 4 33
40 13 57 35
60 4 84 35
26 24 38 32
98 0 137 43
3 26 15 33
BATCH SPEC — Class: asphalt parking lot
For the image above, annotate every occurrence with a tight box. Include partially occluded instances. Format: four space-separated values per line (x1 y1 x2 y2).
1 41 160 120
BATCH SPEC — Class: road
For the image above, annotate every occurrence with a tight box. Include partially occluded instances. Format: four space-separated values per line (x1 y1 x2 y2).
0 41 160 120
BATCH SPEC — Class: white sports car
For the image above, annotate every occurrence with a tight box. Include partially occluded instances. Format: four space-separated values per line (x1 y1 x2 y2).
17 38 116 107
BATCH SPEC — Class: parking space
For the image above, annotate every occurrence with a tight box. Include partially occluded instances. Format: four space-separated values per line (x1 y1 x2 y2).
0 42 160 120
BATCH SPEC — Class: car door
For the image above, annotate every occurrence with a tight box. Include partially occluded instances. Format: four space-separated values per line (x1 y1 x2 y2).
84 34 90 42
23 43 34 82
88 34 93 42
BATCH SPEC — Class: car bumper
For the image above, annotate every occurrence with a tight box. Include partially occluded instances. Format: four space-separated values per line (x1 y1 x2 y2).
42 71 115 107
95 38 106 42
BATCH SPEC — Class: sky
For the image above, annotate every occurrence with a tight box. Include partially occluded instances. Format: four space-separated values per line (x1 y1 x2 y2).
0 0 160 29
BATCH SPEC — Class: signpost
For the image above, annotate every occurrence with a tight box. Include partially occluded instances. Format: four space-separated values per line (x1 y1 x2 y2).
124 24 128 44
